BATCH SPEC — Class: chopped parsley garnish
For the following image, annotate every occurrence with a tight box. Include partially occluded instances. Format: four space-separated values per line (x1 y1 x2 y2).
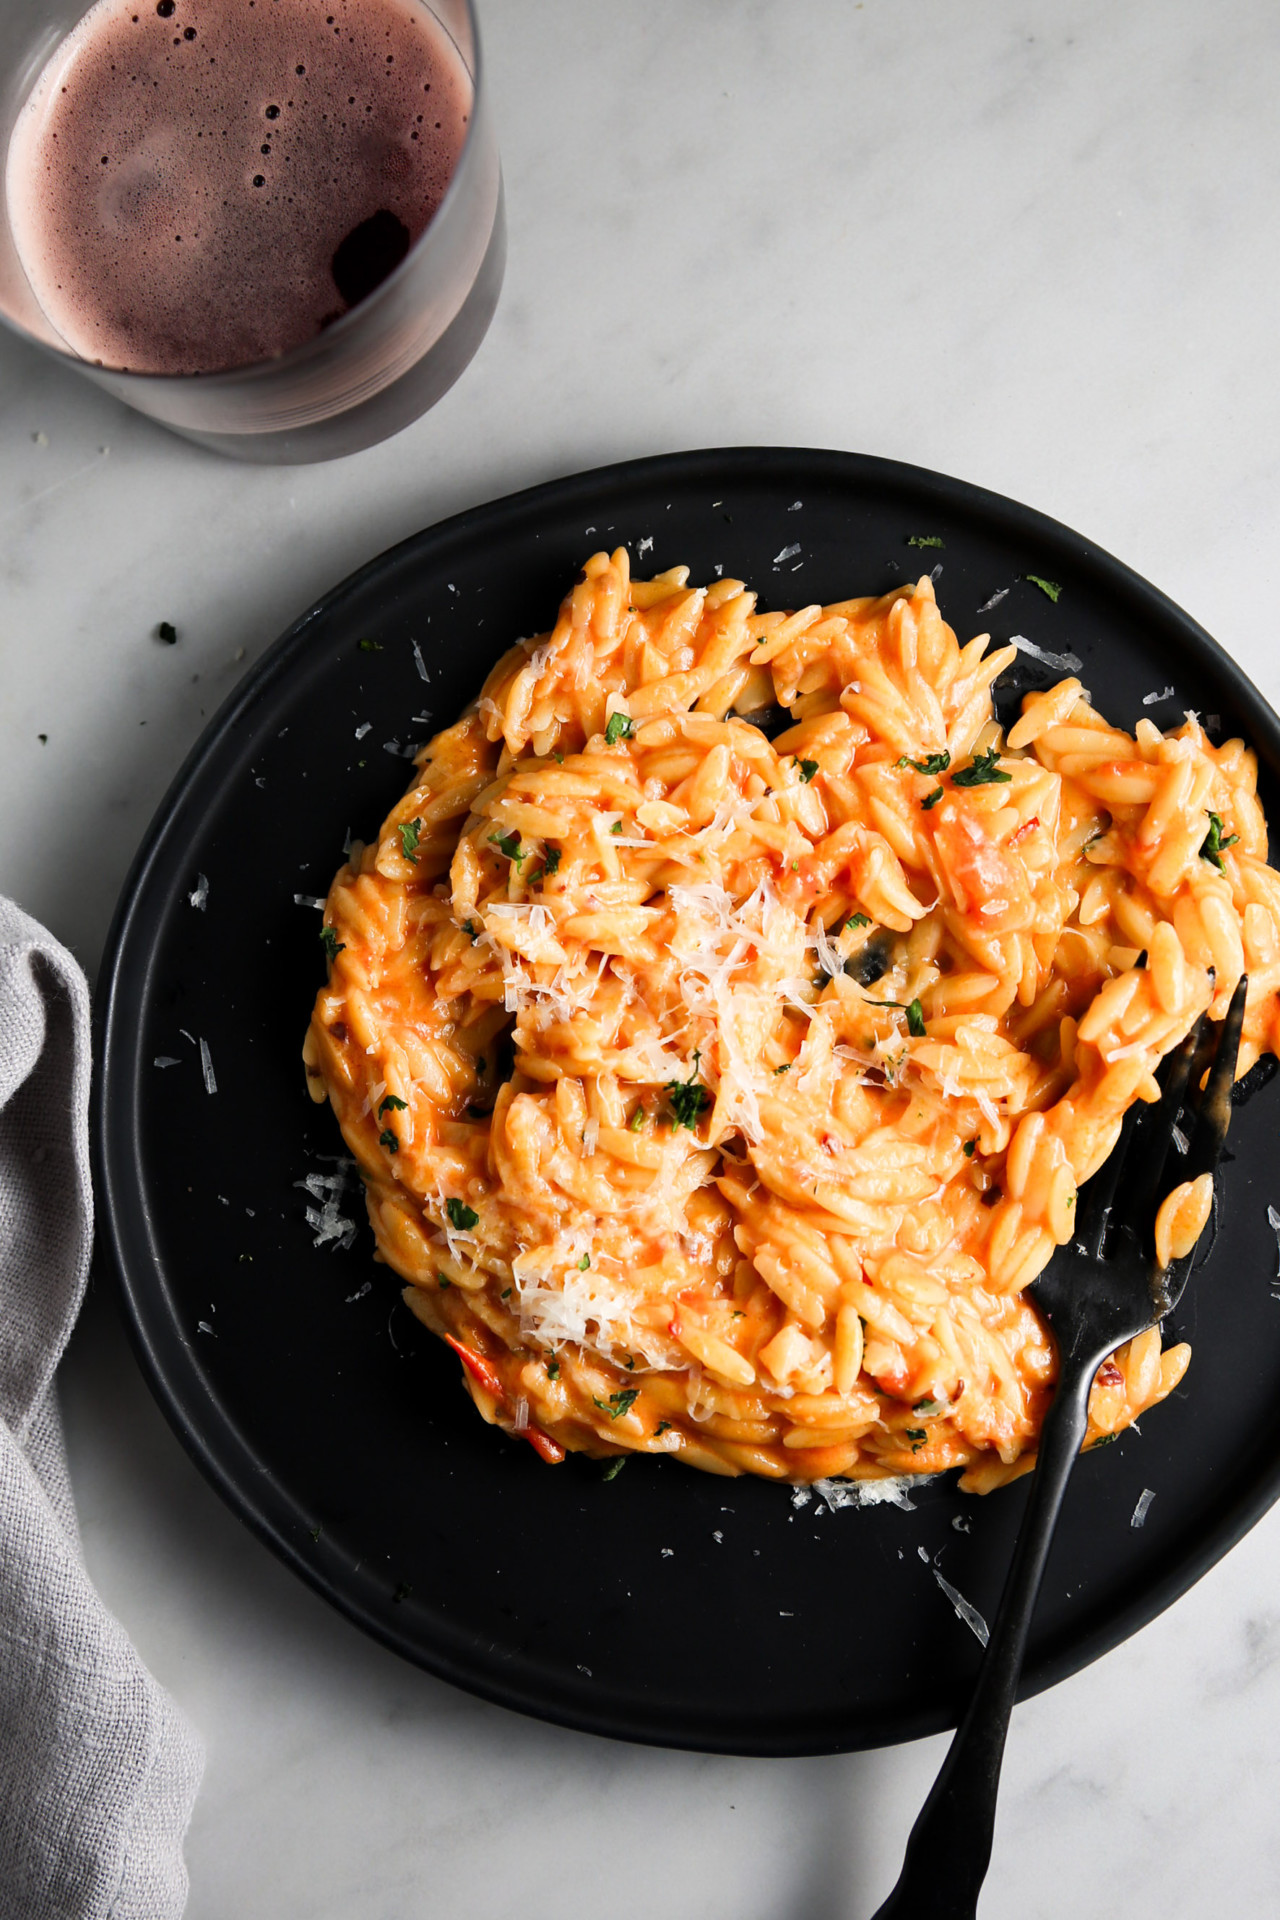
437 1274 451 1289
773 1062 790 1074
798 759 819 783
397 817 423 861
157 620 178 644
1025 574 1062 602
896 750 951 775
846 913 870 930
905 1427 927 1449
578 1253 591 1271
319 926 345 961
963 1138 977 1157
593 1388 639 1421
610 820 624 834
378 1129 398 1153
546 1357 560 1380
543 845 562 877
912 1399 944 1416
666 1049 712 1130
605 710 634 745
628 1105 646 1130
1199 811 1239 871
952 746 1012 787
501 1287 512 1299
357 638 383 653
602 1457 627 1480
445 1198 479 1232
906 998 926 1037
655 1420 672 1436
921 786 945 809
489 829 525 867
378 1095 408 1117
462 919 478 941
907 534 945 549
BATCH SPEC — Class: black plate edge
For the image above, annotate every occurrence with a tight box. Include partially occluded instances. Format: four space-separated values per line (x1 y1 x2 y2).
90 444 1280 1756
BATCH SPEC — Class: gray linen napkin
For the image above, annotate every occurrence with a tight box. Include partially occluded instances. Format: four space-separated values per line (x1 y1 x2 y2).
0 897 203 1919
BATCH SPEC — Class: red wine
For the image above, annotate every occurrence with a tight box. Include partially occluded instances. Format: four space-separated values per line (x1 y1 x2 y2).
6 0 471 375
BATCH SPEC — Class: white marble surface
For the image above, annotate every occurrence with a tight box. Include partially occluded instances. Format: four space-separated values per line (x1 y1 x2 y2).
4 0 1280 1912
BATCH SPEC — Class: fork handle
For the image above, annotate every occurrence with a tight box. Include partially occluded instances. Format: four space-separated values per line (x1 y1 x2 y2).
870 1356 1095 1920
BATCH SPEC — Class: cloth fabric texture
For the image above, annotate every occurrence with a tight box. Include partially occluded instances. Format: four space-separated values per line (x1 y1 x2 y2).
0 897 203 1919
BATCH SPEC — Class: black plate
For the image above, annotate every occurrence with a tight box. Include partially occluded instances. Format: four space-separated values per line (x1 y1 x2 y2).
94 448 1280 1756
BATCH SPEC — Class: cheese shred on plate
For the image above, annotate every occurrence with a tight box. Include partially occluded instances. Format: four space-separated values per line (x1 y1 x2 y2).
302 549 1280 1490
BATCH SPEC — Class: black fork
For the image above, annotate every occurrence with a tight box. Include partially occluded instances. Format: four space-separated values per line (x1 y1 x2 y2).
872 973 1248 1920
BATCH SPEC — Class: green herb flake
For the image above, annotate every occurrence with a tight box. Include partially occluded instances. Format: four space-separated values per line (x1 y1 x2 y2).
905 1427 927 1449
896 750 951 776
489 829 525 867
655 1420 673 1436
462 919 478 942
308 1524 322 1543
546 1357 560 1380
906 998 926 1038
907 534 945 550
601 1457 627 1481
357 638 383 653
1199 811 1239 871
773 1062 791 1074
846 913 870 930
397 817 423 862
578 1253 591 1271
437 1274 451 1289
963 1138 977 1158
610 820 624 834
628 1105 646 1131
319 926 345 962
798 759 819 783
952 746 1012 787
605 710 634 745
666 1048 712 1131
501 1287 512 1300
378 1128 399 1153
593 1388 640 1421
445 1198 479 1232
378 1094 408 1117
921 786 945 810
1025 574 1062 603
543 845 562 877
912 1399 943 1417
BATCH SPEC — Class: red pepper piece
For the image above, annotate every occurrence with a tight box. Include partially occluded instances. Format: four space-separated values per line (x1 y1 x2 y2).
444 1333 504 1400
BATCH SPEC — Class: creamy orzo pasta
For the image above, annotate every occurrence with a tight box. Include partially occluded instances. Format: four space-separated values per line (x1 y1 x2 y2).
302 551 1280 1490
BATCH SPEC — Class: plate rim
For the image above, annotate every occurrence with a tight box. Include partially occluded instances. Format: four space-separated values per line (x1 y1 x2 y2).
92 443 1280 1755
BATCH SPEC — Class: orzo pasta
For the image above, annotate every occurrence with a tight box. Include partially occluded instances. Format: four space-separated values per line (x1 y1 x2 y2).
302 551 1280 1491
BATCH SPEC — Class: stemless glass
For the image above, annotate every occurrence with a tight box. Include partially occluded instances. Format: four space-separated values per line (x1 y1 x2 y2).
0 0 504 463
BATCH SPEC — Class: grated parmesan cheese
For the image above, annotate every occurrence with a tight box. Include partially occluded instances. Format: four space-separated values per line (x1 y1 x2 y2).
1008 634 1084 674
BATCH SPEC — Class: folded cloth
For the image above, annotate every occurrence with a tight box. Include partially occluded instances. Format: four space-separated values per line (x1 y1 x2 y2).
0 898 203 1920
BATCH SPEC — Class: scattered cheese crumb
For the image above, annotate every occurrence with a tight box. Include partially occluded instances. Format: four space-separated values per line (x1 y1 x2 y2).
1130 1488 1156 1528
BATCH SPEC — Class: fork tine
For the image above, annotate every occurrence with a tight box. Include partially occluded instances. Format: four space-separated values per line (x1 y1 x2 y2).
1074 1100 1142 1258
1107 1011 1206 1237
1181 972 1248 1184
